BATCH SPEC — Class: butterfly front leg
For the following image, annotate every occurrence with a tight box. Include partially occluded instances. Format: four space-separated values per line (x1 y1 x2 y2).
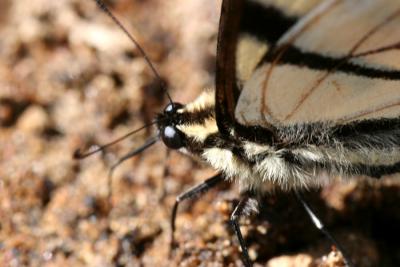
170 173 223 251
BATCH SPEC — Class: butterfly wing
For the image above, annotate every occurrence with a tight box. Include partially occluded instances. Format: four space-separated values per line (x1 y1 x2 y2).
236 0 400 127
215 0 244 135
215 0 322 134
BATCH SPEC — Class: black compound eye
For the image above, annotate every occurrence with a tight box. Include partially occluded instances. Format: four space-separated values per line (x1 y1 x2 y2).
164 102 183 113
161 125 184 149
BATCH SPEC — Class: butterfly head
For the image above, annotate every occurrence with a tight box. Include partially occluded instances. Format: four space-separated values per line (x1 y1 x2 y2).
156 90 219 156
157 102 186 150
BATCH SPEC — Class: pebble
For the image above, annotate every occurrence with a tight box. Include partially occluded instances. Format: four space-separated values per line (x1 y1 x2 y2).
17 105 49 133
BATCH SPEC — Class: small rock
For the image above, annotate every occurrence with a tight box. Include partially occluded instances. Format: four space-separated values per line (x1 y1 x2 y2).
267 254 313 267
17 105 49 133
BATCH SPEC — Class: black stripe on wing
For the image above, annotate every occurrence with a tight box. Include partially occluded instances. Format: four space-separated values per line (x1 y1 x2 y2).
261 45 400 80
279 117 400 149
241 1 298 44
235 117 400 150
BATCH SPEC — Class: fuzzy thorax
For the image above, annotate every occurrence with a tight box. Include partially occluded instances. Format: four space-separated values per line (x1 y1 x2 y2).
167 90 400 192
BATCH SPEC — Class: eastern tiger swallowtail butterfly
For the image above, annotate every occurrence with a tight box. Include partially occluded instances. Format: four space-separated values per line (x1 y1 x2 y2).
75 0 400 266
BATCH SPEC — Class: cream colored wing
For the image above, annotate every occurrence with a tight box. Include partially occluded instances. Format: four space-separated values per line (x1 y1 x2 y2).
236 0 323 84
236 0 400 127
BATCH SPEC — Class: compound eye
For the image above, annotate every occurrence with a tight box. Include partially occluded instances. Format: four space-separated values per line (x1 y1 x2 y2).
161 125 184 149
164 102 183 113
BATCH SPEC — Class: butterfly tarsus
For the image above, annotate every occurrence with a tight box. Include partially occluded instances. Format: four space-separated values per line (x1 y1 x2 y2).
169 173 223 256
230 193 259 267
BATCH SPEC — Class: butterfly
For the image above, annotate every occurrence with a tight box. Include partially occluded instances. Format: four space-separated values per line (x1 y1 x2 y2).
77 0 400 266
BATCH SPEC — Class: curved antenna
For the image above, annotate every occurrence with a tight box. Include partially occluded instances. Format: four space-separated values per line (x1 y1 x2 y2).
108 135 159 179
73 121 157 159
93 0 173 104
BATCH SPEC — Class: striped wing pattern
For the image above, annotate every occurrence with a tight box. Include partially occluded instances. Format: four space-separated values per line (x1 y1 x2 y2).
215 0 322 133
235 0 323 84
236 0 400 126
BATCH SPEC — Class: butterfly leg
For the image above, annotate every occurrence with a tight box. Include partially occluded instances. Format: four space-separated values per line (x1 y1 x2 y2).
294 190 355 267
170 173 223 250
230 193 259 267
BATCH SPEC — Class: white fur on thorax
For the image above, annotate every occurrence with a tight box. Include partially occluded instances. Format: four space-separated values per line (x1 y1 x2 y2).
201 137 400 192
201 142 334 192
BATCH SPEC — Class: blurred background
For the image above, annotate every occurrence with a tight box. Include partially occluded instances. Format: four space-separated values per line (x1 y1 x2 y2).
0 0 399 266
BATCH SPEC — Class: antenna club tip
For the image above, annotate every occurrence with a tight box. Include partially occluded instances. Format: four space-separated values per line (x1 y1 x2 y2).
73 148 84 159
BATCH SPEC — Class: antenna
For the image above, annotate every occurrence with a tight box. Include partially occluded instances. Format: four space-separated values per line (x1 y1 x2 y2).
92 0 173 104
73 121 157 159
108 135 159 179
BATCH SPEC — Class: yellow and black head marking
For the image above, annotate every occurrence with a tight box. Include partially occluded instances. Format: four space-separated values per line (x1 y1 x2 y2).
75 0 400 266
156 90 218 154
155 92 253 189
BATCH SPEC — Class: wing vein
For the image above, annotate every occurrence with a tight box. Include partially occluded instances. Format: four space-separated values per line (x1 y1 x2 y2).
283 7 400 121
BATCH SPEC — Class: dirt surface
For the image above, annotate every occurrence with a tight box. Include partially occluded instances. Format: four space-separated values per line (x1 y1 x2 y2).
0 0 399 266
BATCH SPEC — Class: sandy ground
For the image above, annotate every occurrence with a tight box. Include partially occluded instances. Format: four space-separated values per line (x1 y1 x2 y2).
0 0 399 266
